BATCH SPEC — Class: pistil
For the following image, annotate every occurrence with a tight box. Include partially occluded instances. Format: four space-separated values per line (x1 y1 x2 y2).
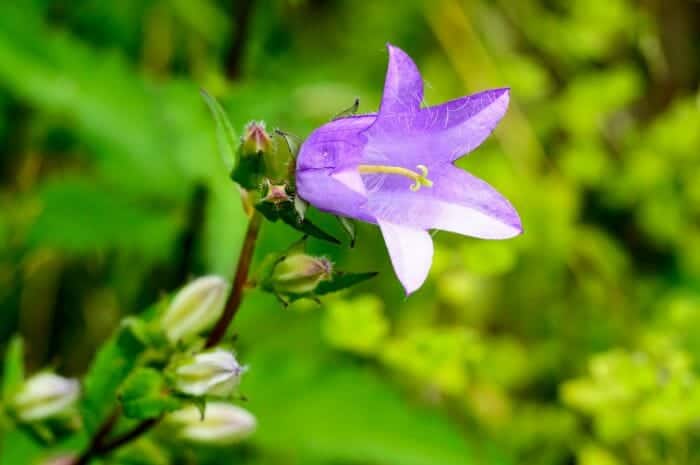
357 164 433 191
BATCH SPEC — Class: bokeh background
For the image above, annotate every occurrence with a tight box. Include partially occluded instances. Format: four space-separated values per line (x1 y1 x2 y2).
1 0 700 464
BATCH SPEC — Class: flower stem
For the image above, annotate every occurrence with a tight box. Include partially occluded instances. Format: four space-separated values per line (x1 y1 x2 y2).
205 210 262 348
71 211 263 464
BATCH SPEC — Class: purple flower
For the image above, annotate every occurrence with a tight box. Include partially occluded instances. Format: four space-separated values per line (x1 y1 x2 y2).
296 44 522 294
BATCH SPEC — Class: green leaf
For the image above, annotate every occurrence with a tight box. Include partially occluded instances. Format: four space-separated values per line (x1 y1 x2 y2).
28 178 181 259
255 199 340 245
2 336 24 401
81 325 146 434
241 318 504 465
201 89 239 174
118 368 181 421
316 272 379 296
279 206 340 245
0 428 42 465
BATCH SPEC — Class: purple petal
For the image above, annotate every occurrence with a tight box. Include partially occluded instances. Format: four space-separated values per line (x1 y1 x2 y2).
296 168 374 222
378 44 424 116
365 88 510 167
377 219 433 295
366 164 522 239
296 115 375 172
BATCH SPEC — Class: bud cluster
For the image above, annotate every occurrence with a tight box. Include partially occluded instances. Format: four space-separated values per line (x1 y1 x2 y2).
154 276 254 443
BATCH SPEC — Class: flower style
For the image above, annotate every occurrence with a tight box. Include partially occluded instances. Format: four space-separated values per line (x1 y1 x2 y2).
295 44 522 294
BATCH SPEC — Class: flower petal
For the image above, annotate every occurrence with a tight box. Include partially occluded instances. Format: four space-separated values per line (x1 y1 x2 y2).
377 219 433 295
367 165 522 239
365 88 510 167
297 115 375 171
296 168 374 222
378 44 424 116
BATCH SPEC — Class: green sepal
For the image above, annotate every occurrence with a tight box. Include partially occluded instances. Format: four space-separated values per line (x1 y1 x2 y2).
315 271 379 296
123 317 168 350
336 216 356 247
255 196 340 245
231 150 264 190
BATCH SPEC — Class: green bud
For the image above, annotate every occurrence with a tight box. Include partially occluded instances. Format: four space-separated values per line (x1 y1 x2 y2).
12 372 80 422
233 122 295 189
233 122 272 190
266 253 333 296
241 121 272 157
160 276 228 343
166 403 256 445
171 349 246 397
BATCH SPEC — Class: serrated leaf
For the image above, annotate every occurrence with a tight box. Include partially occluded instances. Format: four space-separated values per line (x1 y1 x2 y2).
201 89 238 174
81 325 145 434
316 272 379 296
2 336 24 401
119 368 181 421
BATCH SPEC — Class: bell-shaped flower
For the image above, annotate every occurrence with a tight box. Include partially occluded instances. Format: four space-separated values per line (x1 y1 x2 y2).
296 44 522 294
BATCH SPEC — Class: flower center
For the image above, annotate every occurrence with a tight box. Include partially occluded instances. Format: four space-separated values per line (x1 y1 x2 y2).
357 164 433 191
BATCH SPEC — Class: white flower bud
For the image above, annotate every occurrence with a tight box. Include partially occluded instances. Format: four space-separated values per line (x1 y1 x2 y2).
167 403 256 444
13 373 80 422
161 276 229 342
173 349 246 397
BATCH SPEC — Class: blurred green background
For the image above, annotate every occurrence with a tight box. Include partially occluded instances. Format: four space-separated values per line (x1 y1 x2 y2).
1 0 700 464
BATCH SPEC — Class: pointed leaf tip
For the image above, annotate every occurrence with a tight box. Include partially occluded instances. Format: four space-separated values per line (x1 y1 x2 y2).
201 89 239 174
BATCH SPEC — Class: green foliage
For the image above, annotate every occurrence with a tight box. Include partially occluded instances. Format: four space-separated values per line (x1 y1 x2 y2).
1 336 23 401
119 368 181 421
0 0 699 465
81 325 145 434
322 294 389 355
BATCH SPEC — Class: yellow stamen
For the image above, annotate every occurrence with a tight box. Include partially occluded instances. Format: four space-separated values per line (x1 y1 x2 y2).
357 164 433 191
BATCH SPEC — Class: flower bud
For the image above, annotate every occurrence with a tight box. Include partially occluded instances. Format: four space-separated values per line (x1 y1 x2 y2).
167 403 256 445
241 121 272 157
12 373 80 422
172 349 246 397
266 253 333 296
161 276 228 343
233 122 271 190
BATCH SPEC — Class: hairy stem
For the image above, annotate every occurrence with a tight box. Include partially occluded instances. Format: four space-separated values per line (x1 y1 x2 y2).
72 211 263 464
